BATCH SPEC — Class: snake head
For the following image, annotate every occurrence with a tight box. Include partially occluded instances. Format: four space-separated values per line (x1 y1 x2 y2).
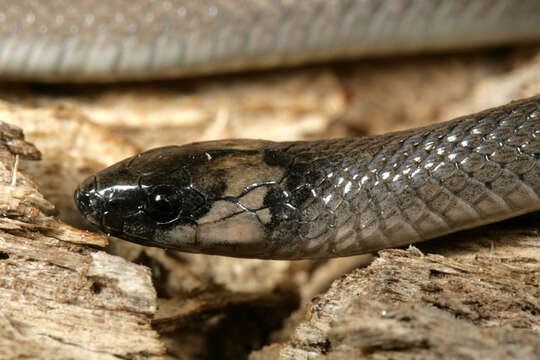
74 140 292 257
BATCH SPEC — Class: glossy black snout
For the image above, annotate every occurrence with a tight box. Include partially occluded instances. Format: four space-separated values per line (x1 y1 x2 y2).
74 175 103 228
75 171 151 235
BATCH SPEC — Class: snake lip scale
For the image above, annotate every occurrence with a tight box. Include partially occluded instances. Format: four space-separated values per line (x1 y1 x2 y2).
75 96 540 260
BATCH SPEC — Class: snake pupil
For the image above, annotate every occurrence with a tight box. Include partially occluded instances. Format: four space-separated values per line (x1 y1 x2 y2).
144 186 181 223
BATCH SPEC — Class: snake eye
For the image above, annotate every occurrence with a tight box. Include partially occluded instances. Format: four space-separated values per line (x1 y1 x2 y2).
144 186 182 223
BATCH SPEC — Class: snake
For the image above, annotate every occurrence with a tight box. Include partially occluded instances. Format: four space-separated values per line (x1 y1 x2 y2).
4 1 539 259
74 95 540 259
2 0 540 81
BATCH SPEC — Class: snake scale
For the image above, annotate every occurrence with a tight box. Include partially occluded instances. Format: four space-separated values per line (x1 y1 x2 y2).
4 0 539 259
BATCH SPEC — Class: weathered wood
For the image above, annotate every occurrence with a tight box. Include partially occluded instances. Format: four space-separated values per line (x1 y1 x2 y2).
0 122 165 359
257 226 540 359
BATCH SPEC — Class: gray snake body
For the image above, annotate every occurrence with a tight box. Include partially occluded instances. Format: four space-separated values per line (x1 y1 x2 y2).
5 0 539 259
2 0 540 81
75 96 540 259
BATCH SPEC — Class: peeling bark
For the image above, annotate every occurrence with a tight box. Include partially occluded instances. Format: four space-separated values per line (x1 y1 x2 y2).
0 122 164 359
256 227 540 359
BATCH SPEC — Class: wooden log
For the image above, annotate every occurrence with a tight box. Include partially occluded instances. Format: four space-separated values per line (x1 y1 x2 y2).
0 121 165 359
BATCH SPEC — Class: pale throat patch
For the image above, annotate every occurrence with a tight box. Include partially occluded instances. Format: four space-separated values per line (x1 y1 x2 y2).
196 212 266 247
157 224 197 248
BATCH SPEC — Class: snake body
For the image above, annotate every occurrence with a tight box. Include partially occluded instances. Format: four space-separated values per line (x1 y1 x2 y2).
75 96 540 259
6 0 539 258
2 0 540 81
